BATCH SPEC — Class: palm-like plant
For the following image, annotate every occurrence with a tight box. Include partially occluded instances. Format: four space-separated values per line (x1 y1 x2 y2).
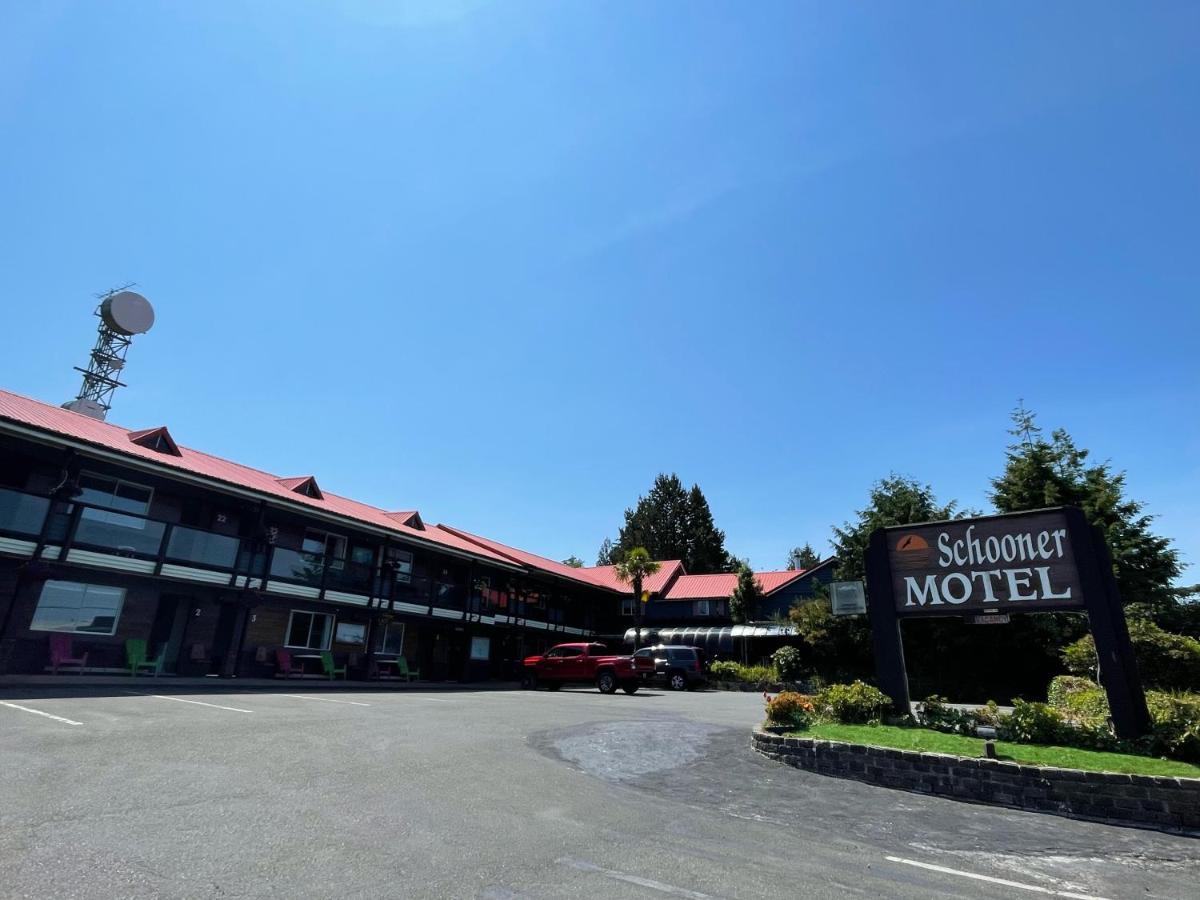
614 547 661 650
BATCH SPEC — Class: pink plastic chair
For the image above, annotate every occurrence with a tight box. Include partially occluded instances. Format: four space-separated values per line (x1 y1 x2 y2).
49 633 88 675
276 648 303 679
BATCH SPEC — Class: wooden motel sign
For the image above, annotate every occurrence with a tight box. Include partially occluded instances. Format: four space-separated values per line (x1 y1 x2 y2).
865 506 1151 738
887 509 1084 616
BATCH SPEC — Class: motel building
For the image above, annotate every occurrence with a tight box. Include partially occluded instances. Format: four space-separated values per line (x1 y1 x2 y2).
0 388 826 681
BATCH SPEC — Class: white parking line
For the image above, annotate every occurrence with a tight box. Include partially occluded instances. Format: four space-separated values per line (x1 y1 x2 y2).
557 858 715 899
0 700 83 726
885 856 1112 900
124 692 254 713
279 694 370 707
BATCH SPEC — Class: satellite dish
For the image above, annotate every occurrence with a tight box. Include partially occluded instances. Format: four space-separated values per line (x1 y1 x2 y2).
100 291 155 336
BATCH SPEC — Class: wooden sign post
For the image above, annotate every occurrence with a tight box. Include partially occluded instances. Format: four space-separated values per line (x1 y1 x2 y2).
865 506 1151 738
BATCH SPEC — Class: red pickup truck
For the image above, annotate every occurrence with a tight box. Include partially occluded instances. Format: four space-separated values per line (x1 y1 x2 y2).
522 642 650 694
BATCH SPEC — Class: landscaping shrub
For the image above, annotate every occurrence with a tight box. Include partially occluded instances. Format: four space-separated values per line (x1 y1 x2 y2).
1143 692 1200 763
771 646 806 683
815 680 891 724
915 695 977 735
709 661 742 682
1041 677 1200 761
709 661 779 685
1046 676 1111 726
764 691 815 729
1062 620 1200 692
996 700 1066 745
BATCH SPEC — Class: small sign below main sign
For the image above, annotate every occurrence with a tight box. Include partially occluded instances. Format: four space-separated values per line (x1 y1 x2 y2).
830 580 867 616
968 613 1011 625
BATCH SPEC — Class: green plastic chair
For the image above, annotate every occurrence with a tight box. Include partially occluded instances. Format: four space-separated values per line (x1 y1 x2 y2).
126 639 163 677
397 656 420 682
320 651 346 680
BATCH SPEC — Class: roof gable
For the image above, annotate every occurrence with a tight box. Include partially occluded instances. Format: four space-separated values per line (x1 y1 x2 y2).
127 426 181 457
277 475 323 500
385 510 424 530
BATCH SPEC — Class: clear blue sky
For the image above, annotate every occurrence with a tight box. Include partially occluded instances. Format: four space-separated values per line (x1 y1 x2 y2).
2 2 1197 577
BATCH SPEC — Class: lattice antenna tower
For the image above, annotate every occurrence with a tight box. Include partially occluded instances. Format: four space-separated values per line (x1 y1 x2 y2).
62 285 156 421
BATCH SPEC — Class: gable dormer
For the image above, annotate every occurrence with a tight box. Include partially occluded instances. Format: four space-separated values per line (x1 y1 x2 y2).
128 426 181 457
385 510 424 530
277 475 323 500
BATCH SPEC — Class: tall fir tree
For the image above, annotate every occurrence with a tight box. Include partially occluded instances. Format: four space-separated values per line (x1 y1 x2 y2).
686 484 731 573
598 473 732 573
990 404 1184 615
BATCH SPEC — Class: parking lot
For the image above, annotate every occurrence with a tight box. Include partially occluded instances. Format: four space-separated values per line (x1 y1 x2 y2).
2 683 1198 899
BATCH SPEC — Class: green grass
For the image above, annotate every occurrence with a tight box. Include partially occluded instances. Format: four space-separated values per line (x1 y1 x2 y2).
795 723 1200 779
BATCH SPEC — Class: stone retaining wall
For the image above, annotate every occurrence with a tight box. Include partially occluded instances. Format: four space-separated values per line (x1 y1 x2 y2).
751 727 1200 831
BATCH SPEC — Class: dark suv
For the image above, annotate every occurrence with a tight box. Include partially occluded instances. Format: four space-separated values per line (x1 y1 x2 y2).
632 645 707 691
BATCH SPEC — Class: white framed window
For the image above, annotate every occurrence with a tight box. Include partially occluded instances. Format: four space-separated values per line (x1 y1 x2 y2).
621 597 636 616
78 472 153 528
378 622 405 656
30 580 126 635
695 600 712 616
285 610 333 650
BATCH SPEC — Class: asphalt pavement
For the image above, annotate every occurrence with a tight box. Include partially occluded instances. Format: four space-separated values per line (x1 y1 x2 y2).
0 682 1196 899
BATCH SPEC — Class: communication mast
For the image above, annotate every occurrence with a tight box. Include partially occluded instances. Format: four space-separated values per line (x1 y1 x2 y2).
62 285 156 421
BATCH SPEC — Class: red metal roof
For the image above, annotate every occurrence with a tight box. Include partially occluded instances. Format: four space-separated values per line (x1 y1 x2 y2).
579 561 685 595
658 570 807 601
0 389 518 569
432 524 629 589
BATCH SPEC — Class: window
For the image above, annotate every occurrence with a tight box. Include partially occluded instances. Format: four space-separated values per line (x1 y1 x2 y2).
588 644 608 656
377 622 405 655
349 545 375 567
621 597 636 616
285 610 333 650
633 648 653 660
30 580 125 635
557 646 583 658
694 600 712 617
302 529 347 569
385 548 413 583
334 621 365 645
77 472 153 528
668 648 697 661
469 636 490 661
543 647 562 658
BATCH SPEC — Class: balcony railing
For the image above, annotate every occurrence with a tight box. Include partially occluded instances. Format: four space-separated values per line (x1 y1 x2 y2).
166 525 240 569
0 486 601 629
0 488 50 537
74 509 167 557
268 547 326 586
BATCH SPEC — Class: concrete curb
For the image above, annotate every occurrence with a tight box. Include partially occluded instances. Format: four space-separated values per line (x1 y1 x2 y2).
751 726 1200 833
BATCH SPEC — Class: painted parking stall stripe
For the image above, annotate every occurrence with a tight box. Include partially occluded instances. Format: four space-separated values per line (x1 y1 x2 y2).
124 691 254 713
279 694 370 707
0 700 83 726
885 856 1112 900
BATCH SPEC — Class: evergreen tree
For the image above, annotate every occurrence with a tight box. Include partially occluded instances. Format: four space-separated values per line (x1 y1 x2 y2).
991 404 1184 615
729 564 764 624
562 555 584 568
832 474 962 580
786 543 822 571
595 537 620 566
604 473 732 573
686 484 731 573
